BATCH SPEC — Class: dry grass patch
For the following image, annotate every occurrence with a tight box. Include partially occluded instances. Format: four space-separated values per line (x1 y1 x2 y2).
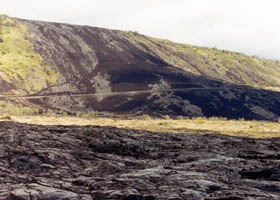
0 114 12 120
8 116 280 139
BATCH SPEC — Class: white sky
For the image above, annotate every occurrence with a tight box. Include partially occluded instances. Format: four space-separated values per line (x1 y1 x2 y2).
2 0 280 60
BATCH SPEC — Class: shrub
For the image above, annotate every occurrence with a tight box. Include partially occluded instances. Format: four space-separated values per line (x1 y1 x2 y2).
141 114 151 120
163 115 170 120
38 108 44 115
85 111 96 118
176 116 184 120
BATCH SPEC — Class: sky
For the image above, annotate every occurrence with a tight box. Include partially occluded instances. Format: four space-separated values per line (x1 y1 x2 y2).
2 0 280 60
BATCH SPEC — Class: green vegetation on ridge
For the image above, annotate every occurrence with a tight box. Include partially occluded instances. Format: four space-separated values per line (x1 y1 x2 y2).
0 15 58 94
126 31 280 89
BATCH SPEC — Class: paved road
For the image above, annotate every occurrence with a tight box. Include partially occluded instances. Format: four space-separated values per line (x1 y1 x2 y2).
0 87 231 99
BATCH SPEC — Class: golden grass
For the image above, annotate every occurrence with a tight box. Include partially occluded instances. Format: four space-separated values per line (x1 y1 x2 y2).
5 116 280 139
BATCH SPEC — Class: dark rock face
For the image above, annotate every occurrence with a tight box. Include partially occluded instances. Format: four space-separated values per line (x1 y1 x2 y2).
1 121 280 199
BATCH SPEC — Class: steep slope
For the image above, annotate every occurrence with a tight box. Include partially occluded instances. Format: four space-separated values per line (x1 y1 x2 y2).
0 15 58 94
1 15 280 120
126 31 280 88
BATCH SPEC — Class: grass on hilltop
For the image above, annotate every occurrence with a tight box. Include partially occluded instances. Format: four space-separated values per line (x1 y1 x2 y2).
126 31 280 89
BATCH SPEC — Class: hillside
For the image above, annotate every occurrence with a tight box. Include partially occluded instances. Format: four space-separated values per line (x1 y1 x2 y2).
0 15 58 94
1 14 280 120
126 32 280 88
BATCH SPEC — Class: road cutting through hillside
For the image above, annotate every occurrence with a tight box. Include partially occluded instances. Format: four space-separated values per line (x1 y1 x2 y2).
0 87 233 99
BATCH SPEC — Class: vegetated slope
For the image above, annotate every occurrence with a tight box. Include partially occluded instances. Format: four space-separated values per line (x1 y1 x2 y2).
1 15 280 120
126 31 280 88
0 15 58 94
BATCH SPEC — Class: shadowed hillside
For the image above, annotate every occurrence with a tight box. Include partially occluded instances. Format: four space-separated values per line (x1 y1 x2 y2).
1 14 280 120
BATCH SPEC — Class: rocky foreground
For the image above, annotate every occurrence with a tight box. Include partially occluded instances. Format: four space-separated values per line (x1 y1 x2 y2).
0 121 280 199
